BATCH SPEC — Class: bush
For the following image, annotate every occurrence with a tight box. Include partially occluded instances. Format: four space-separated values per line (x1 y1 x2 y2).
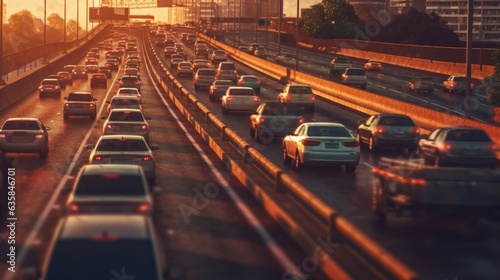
483 75 500 107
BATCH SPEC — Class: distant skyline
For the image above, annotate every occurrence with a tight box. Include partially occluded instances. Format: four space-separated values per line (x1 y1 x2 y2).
2 0 321 25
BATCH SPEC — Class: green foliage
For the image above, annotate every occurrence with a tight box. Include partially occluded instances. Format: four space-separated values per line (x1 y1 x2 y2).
483 50 500 107
301 0 361 39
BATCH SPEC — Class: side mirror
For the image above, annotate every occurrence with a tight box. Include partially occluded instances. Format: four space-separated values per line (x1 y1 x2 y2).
146 117 152 120
105 101 110 104
44 126 50 130
150 144 159 151
100 116 107 120
64 96 68 99
85 144 94 150
152 187 161 195
60 186 72 195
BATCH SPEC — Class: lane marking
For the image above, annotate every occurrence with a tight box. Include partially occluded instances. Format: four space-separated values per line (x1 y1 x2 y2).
145 50 306 278
431 102 449 110
1 60 121 280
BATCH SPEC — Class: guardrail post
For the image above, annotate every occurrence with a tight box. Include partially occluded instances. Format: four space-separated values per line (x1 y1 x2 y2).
243 145 251 162
221 126 228 141
328 212 343 244
275 170 286 193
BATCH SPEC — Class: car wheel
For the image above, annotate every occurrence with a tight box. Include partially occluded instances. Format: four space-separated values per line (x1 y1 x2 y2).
372 179 387 223
282 145 291 165
345 164 357 173
39 147 48 159
368 136 377 152
294 152 303 171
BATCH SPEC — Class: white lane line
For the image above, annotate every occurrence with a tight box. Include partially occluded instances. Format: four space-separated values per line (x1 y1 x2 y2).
431 102 449 110
472 116 484 122
372 83 385 89
145 55 306 278
361 162 375 169
2 71 120 280
388 88 400 93
406 95 429 103
481 103 489 107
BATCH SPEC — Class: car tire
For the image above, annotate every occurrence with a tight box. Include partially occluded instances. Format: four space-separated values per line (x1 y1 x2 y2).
39 146 48 159
368 136 378 152
345 164 357 173
282 145 291 165
372 179 387 223
294 152 303 171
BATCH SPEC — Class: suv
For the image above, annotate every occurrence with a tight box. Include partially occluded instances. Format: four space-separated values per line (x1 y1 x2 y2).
216 62 237 83
63 92 97 120
277 84 315 112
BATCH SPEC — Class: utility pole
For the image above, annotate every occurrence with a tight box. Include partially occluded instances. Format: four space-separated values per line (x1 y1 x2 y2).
295 0 299 70
465 0 473 98
278 0 282 54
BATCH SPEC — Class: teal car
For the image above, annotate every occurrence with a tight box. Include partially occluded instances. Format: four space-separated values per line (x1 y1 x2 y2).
237 75 261 94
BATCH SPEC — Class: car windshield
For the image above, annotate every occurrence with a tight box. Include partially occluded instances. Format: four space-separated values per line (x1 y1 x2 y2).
445 129 491 142
67 94 92 101
229 89 254 96
44 240 157 280
109 111 144 122
307 126 351 137
288 86 312 95
263 104 300 115
242 77 258 82
121 77 138 82
118 89 139 95
2 121 40 130
96 139 148 151
198 69 215 76
454 76 466 82
215 81 234 86
75 174 146 195
336 57 351 63
42 80 59 86
347 69 366 75
378 117 415 126
220 64 235 70
111 99 139 106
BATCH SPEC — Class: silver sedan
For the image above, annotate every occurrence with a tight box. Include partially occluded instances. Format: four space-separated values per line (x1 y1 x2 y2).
66 164 155 215
86 135 158 183
102 109 151 143
0 118 50 158
282 122 360 172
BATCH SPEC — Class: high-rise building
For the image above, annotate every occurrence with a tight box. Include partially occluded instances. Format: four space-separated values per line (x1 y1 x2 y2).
427 0 500 42
389 0 426 14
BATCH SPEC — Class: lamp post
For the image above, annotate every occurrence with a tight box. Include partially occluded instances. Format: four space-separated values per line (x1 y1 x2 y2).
92 0 94 31
43 0 48 63
254 0 258 41
63 0 67 53
232 0 235 46
85 0 88 40
465 0 473 98
295 0 299 70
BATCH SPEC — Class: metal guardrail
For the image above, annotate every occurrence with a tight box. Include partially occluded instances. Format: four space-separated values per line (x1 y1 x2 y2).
141 28 420 279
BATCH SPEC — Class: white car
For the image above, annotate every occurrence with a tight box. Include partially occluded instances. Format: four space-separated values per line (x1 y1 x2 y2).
116 87 142 104
282 122 360 172
101 109 151 143
221 87 261 114
106 95 143 115
177 62 193 77
86 135 158 183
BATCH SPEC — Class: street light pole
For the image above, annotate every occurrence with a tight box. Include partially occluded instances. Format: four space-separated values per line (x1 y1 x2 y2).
295 0 299 70
86 0 88 40
232 0 235 46
43 0 48 63
63 0 67 53
278 0 282 54
465 0 473 98
254 0 258 41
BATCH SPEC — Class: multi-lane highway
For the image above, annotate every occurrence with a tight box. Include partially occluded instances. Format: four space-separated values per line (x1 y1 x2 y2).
1 24 499 280
160 28 500 279
0 27 330 280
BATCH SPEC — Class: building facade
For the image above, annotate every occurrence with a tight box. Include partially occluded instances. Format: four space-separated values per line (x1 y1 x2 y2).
427 0 500 42
389 0 426 14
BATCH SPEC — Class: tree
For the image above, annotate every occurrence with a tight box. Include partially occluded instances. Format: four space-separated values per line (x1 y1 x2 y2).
483 49 500 107
301 0 361 39
374 8 460 46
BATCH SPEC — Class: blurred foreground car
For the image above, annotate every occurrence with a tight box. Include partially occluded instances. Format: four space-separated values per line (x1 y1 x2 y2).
39 215 166 280
66 164 155 214
102 109 151 142
0 118 50 158
357 114 420 152
86 135 158 183
63 92 97 120
282 122 360 172
418 126 497 168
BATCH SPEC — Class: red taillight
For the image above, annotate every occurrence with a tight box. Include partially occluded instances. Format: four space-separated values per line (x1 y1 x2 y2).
64 103 69 107
410 178 426 186
89 103 95 107
375 126 385 134
67 202 79 213
93 155 103 161
141 155 152 161
106 124 112 129
300 139 321 146
311 95 315 100
226 97 232 101
287 95 293 101
445 143 453 150
137 202 151 213
298 117 305 124
259 116 265 123
135 81 140 85
413 127 420 134
91 234 119 241
35 134 45 139
491 144 498 151
140 124 148 130
253 97 260 102
0 134 5 138
342 140 360 147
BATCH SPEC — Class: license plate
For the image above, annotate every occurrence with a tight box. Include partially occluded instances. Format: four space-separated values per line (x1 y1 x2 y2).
325 143 339 149
110 159 133 164
12 137 27 142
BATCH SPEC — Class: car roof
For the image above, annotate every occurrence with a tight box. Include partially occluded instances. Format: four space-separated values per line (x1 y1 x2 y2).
441 126 485 131
58 215 151 239
303 122 346 127
5 117 40 122
117 87 140 92
111 95 139 100
68 92 92 95
240 75 258 79
80 164 143 175
98 134 146 141
376 113 411 118
109 108 143 113
42 78 59 82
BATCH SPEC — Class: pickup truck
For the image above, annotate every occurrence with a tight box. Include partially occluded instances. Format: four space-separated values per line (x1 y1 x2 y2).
249 102 304 142
329 57 353 76
372 157 500 223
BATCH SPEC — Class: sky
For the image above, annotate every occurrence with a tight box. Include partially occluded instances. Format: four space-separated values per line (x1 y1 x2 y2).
2 0 321 25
